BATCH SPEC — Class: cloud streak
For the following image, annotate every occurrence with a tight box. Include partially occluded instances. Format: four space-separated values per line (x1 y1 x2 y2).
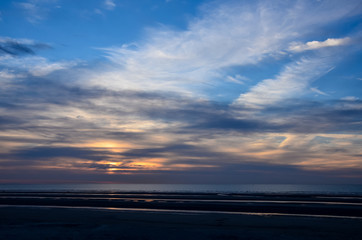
289 37 351 52
0 37 51 56
0 37 78 77
233 57 334 107
16 0 59 23
104 0 116 11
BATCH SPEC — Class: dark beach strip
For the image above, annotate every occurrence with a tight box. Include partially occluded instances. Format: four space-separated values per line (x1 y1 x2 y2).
1 192 362 218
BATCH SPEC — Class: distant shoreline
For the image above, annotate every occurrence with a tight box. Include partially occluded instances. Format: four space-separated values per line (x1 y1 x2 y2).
1 183 362 195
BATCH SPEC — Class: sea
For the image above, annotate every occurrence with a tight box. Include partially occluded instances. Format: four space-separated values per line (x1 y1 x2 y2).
1 184 362 195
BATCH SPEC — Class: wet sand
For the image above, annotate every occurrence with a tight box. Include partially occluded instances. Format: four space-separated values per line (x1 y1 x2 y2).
1 192 362 239
1 191 362 217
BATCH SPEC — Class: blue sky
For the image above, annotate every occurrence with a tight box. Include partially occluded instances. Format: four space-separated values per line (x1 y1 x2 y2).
0 0 362 184
1 0 203 60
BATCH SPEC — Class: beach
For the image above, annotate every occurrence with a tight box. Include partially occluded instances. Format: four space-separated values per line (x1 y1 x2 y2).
1 191 362 239
1 205 362 240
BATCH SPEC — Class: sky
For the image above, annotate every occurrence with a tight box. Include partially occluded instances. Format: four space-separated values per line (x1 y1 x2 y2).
0 0 362 184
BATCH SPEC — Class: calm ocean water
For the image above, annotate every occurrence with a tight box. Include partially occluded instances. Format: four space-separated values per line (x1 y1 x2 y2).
1 184 362 195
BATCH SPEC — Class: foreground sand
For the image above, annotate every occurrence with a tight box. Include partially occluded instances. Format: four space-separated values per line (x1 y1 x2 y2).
1 205 362 240
1 192 362 239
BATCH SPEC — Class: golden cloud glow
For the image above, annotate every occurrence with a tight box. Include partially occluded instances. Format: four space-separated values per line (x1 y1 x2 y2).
71 140 134 153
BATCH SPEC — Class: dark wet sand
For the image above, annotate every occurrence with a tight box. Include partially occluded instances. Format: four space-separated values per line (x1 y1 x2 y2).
1 192 362 239
1 206 362 240
1 191 362 217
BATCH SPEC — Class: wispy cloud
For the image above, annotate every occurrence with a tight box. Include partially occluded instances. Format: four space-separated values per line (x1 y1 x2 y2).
103 0 116 11
289 37 351 52
341 96 358 101
311 87 329 96
233 57 334 107
0 69 26 80
86 0 359 98
0 37 77 77
226 75 248 85
91 0 117 16
16 0 59 23
0 55 78 77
